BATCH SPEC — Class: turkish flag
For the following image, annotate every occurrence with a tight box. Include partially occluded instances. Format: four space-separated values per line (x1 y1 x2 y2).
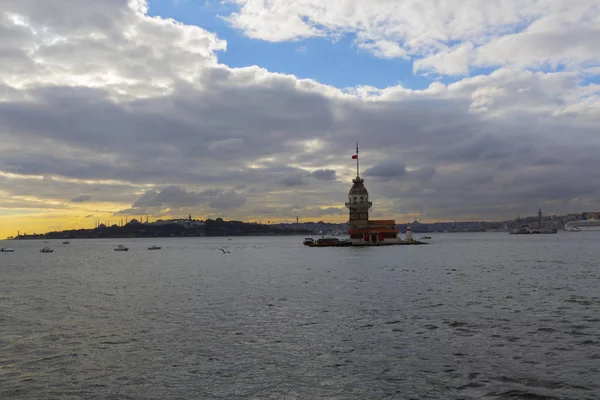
352 154 358 159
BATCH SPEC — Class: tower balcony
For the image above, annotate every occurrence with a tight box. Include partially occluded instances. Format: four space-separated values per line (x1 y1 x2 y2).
345 201 372 209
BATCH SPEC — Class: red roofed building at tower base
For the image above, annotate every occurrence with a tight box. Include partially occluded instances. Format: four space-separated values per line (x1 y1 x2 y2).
345 144 421 246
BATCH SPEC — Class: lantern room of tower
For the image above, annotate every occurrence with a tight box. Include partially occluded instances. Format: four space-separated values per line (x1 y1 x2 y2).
345 176 373 229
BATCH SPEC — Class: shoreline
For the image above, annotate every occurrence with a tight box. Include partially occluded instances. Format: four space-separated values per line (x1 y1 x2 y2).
6 233 312 240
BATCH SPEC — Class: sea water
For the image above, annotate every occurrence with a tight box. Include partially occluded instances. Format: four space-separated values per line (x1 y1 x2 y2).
1 233 599 399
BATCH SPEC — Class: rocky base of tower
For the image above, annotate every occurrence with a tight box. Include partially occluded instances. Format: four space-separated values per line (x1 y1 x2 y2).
306 237 427 247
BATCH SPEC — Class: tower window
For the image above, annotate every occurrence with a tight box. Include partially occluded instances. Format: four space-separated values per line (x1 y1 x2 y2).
360 196 364 203
353 197 357 204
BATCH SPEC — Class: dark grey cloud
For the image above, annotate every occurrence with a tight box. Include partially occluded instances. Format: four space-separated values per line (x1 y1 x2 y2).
115 185 247 215
133 186 212 209
310 169 337 181
209 190 246 209
364 160 407 180
71 195 91 203
411 166 436 182
276 174 309 186
250 205 346 218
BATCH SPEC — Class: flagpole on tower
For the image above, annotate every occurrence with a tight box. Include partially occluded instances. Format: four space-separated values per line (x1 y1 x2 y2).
356 142 360 178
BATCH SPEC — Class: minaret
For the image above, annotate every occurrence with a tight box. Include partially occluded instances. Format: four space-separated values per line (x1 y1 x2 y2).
538 208 543 229
345 143 372 229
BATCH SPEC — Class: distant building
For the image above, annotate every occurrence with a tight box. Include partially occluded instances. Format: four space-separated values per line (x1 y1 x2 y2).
583 212 600 220
150 218 205 228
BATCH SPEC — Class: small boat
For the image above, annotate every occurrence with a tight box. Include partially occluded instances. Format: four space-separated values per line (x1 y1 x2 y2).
303 237 314 245
0 247 15 252
40 247 54 253
420 236 432 240
114 244 129 251
62 241 71 244
148 245 161 250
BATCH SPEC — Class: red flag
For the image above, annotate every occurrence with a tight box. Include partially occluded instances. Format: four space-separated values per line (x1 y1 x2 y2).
352 154 358 159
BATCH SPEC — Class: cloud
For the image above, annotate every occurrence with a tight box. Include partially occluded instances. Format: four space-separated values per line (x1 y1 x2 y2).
0 0 599 225
251 205 346 218
414 43 474 76
310 169 337 181
132 186 210 209
225 0 600 75
276 174 309 186
209 190 246 209
115 185 247 214
364 160 407 180
71 195 91 203
208 138 245 152
411 166 436 183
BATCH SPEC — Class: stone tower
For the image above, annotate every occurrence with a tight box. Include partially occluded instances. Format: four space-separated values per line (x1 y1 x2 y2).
346 177 372 228
538 208 543 229
345 143 372 228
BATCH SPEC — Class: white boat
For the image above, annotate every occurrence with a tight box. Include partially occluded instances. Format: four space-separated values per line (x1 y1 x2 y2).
303 237 314 245
148 245 161 250
40 247 54 253
0 247 15 252
114 244 129 251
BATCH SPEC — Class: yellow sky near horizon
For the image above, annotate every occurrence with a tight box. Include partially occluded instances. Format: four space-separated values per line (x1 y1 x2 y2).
0 211 103 239
0 209 356 239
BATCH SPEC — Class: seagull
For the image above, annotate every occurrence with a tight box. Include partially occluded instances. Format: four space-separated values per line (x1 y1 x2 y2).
219 248 230 254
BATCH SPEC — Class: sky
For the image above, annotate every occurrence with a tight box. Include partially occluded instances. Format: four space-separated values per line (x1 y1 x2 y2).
0 0 599 238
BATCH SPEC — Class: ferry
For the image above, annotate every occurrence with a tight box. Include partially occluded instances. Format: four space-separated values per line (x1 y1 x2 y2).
0 247 15 252
308 237 352 247
148 245 162 250
114 244 129 251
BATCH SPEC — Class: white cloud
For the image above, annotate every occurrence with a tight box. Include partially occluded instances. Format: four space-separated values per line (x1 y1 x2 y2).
414 42 474 76
224 0 600 76
357 40 407 59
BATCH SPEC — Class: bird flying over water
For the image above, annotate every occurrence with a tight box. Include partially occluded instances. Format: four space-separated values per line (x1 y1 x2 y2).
219 248 230 254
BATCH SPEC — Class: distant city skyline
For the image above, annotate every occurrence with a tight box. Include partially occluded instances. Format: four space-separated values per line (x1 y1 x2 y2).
1 0 599 239
7 209 598 240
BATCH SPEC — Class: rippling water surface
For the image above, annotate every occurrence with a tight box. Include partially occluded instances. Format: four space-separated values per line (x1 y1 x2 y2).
1 233 599 399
